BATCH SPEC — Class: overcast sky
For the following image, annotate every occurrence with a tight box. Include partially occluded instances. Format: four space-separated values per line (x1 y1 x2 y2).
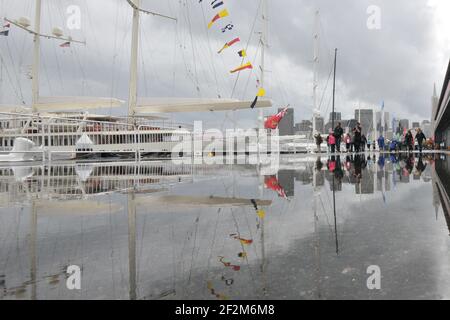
0 0 449 128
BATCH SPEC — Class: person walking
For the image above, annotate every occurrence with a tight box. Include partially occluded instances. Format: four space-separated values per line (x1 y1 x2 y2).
405 130 414 153
361 134 367 152
334 122 344 153
345 133 351 153
353 123 362 153
367 137 372 151
314 132 323 153
415 128 426 153
327 130 336 154
377 135 385 152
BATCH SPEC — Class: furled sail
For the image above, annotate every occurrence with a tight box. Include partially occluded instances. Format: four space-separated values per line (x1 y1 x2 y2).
134 98 272 113
33 96 124 112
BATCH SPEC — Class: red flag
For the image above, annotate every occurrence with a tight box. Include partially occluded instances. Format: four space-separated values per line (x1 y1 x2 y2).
60 41 70 48
264 176 287 198
264 107 289 130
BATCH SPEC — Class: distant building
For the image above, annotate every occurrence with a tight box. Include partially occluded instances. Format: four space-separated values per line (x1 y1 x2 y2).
399 119 410 132
294 120 312 135
355 109 374 136
422 120 432 138
393 119 400 134
329 112 342 122
278 108 294 136
376 111 390 136
412 122 420 129
314 116 325 134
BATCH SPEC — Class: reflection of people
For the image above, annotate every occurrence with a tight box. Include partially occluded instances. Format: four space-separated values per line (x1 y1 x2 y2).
416 155 427 175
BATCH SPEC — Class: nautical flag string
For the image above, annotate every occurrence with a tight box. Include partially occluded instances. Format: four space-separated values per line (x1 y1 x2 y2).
207 9 229 29
217 37 240 54
211 0 224 9
230 62 252 73
238 49 246 57
250 87 266 109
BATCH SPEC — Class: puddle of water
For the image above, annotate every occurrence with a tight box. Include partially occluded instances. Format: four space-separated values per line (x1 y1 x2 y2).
1 153 450 300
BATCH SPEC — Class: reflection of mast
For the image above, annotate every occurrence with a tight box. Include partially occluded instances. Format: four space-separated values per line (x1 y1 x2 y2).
313 159 322 298
332 175 338 255
128 193 137 300
30 202 37 300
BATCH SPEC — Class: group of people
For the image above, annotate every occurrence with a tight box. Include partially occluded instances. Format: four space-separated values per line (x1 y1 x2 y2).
314 122 428 154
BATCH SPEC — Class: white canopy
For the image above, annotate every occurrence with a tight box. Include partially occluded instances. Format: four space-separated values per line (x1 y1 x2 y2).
34 96 124 112
0 105 32 113
134 98 272 113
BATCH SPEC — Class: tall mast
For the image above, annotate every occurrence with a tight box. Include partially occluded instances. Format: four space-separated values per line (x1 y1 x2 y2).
259 0 268 128
331 48 337 131
128 0 141 117
32 0 42 111
312 10 320 137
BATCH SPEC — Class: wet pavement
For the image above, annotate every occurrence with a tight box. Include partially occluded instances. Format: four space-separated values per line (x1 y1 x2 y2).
1 152 450 300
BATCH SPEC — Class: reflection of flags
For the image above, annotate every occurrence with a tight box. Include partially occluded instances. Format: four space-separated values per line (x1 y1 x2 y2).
208 9 229 28
238 49 246 57
264 175 287 199
60 41 70 48
217 37 240 53
250 87 265 109
230 62 252 73
264 108 289 130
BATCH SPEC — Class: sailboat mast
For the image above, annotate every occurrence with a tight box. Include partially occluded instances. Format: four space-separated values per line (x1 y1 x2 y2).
312 10 320 136
259 0 268 128
128 0 141 117
331 48 337 130
32 0 42 111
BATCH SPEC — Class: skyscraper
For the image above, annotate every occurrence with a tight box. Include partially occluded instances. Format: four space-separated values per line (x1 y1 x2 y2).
354 109 374 136
278 108 294 136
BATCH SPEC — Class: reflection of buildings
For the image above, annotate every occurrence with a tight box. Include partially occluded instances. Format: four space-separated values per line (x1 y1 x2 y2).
277 154 432 197
434 155 450 233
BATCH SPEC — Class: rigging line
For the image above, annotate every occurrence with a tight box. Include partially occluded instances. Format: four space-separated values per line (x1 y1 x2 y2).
185 0 201 96
46 2 65 93
109 0 120 116
241 44 261 101
230 0 263 98
4 40 26 104
0 52 25 103
199 1 220 98
139 31 149 97
318 62 334 112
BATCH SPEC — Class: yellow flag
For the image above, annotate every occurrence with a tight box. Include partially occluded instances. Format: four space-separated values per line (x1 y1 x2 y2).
257 88 266 97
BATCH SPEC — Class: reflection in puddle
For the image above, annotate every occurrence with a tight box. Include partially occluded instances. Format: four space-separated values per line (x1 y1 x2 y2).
1 153 450 299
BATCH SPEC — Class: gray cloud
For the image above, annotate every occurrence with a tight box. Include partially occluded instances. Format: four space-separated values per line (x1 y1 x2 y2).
0 0 448 128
